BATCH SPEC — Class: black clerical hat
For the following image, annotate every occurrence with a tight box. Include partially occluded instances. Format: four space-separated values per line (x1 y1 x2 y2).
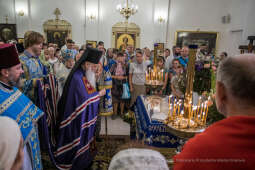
58 47 102 115
82 47 102 64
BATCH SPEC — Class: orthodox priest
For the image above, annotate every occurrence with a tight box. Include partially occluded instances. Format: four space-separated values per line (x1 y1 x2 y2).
0 44 44 170
56 48 106 169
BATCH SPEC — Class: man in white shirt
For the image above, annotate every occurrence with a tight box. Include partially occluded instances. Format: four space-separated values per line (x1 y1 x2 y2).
164 48 173 70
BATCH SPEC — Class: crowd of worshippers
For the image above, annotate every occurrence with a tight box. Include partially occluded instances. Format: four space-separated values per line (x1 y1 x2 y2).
1 30 254 170
1 32 229 118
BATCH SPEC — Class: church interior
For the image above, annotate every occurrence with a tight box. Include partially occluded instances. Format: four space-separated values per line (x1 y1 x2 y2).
0 0 255 170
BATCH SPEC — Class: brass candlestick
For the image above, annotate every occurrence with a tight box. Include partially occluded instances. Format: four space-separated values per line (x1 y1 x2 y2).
145 43 164 94
184 45 198 118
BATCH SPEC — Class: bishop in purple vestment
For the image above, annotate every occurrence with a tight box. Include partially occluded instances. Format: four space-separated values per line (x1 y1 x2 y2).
56 48 106 169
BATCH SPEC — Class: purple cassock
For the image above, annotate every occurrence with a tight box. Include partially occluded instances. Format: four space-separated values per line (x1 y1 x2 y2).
55 48 102 169
37 48 103 170
54 68 100 169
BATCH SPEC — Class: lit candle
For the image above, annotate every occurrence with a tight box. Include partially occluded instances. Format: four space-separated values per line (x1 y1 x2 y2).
195 106 199 120
200 103 204 117
196 108 200 123
150 69 152 80
204 101 209 125
181 110 184 118
188 101 192 119
173 99 176 118
176 102 179 116
197 114 200 124
188 105 192 126
168 95 171 114
161 69 163 81
178 103 181 117
202 112 205 122
176 102 179 117
204 112 208 125
198 97 202 106
192 106 196 120
206 101 209 114
192 107 195 120
203 102 207 114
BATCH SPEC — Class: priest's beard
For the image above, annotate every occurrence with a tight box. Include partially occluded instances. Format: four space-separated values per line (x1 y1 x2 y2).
8 75 21 88
86 68 96 89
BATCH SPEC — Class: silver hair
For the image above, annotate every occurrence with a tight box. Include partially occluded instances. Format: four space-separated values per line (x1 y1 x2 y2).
217 55 255 104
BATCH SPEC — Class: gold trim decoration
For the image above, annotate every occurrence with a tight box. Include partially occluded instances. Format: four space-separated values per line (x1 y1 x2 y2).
98 85 112 91
86 40 97 48
83 77 96 94
112 22 140 49
174 30 219 55
166 123 205 139
0 90 22 114
99 111 114 117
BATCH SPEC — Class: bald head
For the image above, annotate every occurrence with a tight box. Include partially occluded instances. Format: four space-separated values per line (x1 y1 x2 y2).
216 54 255 116
181 46 189 57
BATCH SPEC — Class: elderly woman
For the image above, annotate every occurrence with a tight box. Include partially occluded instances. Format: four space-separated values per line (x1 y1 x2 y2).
0 117 24 170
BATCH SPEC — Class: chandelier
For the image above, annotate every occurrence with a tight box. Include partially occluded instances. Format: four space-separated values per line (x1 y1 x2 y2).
116 0 138 21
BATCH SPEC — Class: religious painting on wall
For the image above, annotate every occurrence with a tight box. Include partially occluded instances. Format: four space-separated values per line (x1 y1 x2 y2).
17 38 24 44
112 22 140 50
116 33 136 51
86 40 97 48
43 8 72 49
157 43 165 56
46 30 68 48
0 24 17 42
175 30 218 54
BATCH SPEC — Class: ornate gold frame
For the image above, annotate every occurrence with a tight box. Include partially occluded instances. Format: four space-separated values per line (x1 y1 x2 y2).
86 40 97 48
43 9 72 43
174 30 219 55
112 22 140 49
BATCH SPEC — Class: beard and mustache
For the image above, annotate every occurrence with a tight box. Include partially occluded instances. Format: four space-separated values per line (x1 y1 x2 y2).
175 52 180 56
86 67 96 89
8 75 21 88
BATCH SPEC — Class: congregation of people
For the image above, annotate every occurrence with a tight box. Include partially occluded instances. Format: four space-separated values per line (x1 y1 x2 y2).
0 30 254 170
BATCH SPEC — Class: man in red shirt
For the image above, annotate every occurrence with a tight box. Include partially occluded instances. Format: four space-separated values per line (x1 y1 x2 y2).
174 54 255 170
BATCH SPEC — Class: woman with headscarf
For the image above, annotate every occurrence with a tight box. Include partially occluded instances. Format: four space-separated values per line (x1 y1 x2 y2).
0 116 24 170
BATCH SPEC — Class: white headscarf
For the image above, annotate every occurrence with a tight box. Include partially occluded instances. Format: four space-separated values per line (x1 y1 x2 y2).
0 116 22 170
108 148 169 170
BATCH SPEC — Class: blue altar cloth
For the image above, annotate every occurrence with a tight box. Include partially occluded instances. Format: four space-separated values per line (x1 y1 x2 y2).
134 95 186 149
